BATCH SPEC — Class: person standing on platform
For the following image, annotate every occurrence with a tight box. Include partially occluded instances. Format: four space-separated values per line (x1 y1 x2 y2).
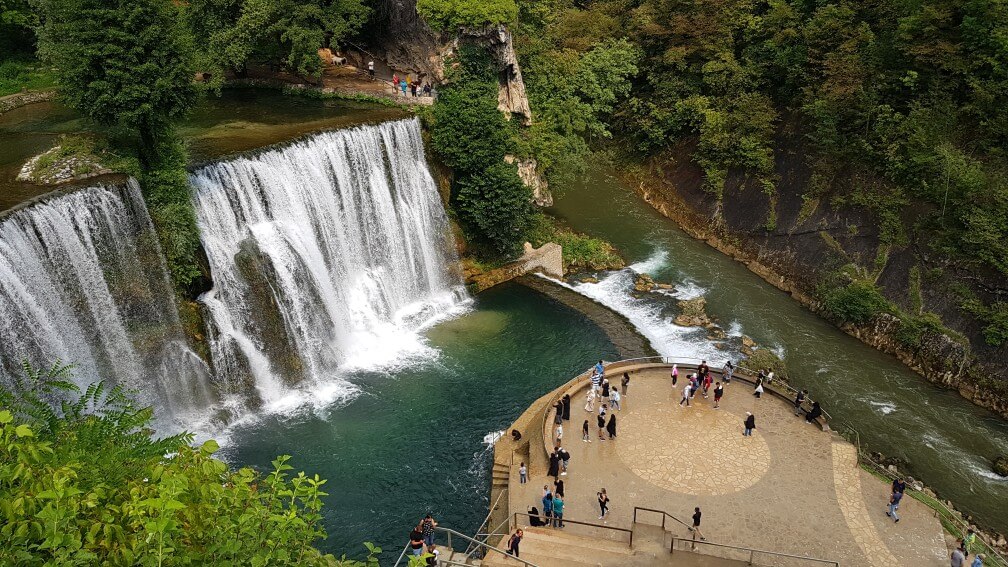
713 381 723 409
507 529 523 557
690 507 707 541
582 419 590 442
597 489 609 519
552 493 565 528
744 412 756 436
621 372 630 396
562 394 571 420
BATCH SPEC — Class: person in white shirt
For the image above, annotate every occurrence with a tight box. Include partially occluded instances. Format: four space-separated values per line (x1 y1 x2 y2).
367 60 375 79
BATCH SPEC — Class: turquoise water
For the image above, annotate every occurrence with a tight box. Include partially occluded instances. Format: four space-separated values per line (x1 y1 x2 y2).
548 170 1008 533
221 282 618 557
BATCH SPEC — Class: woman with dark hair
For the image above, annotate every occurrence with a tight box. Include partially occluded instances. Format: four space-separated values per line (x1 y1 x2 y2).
606 413 617 439
562 394 571 420
507 529 523 557
547 449 561 478
806 401 823 423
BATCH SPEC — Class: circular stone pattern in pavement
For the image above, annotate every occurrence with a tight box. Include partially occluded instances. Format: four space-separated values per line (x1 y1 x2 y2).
616 404 772 496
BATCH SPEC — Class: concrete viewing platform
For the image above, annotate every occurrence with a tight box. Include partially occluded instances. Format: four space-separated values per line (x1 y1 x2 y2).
480 360 951 567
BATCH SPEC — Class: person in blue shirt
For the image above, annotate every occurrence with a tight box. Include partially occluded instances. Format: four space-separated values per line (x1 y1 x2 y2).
594 360 604 378
542 489 554 526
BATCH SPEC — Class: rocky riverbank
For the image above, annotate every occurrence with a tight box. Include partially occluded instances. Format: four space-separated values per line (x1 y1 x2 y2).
626 164 1008 421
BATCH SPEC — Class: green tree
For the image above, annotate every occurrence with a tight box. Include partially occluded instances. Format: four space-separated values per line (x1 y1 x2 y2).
455 161 535 258
0 362 381 566
417 0 518 31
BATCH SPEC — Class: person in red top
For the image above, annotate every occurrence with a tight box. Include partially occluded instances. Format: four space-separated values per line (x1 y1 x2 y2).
702 373 713 398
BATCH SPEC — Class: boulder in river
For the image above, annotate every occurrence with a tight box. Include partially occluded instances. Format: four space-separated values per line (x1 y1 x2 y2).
674 296 711 327
994 455 1008 477
634 273 656 292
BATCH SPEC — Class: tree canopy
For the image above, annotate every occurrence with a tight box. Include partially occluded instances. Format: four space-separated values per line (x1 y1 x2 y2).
417 0 518 31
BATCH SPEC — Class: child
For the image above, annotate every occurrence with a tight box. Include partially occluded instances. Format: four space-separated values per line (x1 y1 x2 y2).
582 419 590 443
713 382 723 408
671 364 679 386
519 462 527 484
611 388 621 410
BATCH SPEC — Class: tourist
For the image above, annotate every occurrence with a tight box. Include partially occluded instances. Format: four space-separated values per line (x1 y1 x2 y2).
552 493 565 528
689 507 707 541
585 388 596 412
542 488 554 526
887 488 903 523
555 400 564 426
892 477 907 494
555 422 563 444
702 372 713 398
699 360 709 379
392 73 399 87
519 461 527 484
423 83 432 96
602 378 611 402
753 377 764 399
597 412 606 440
426 549 439 566
511 429 522 442
723 360 734 383
562 394 571 420
559 445 570 475
409 525 424 556
548 449 560 479
671 364 679 386
713 381 723 409
368 60 375 79
952 545 967 567
597 488 609 519
595 359 605 379
420 513 437 553
621 372 630 396
964 530 977 555
606 413 617 439
410 82 418 97
972 554 986 567
743 412 756 436
806 401 822 423
554 478 565 497
599 403 608 418
794 389 807 416
582 419 590 442
611 388 621 411
507 529 523 557
528 506 546 527
400 79 408 96
766 369 775 383
590 368 602 393
680 383 692 407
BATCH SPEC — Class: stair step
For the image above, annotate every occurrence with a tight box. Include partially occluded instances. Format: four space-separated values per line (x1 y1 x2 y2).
515 528 635 559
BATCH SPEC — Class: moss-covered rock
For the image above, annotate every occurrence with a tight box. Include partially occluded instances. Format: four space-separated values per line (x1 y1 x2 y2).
994 455 1008 477
674 296 710 327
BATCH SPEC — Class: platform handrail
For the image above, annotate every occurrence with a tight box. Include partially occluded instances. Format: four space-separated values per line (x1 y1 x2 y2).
393 525 540 567
632 505 692 532
513 512 634 545
464 487 508 556
670 536 840 566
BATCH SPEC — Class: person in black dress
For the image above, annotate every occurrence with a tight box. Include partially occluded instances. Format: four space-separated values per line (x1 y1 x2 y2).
547 450 560 478
606 413 617 439
562 394 571 420
554 478 565 497
597 413 606 440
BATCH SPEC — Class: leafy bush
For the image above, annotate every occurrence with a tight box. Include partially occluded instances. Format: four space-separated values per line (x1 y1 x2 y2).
417 0 517 31
0 57 57 96
896 312 952 350
821 280 892 325
743 348 789 382
527 214 624 271
0 362 379 566
454 161 534 258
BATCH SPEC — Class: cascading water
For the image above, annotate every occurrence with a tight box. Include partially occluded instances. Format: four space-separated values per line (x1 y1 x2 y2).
189 118 468 406
0 181 214 423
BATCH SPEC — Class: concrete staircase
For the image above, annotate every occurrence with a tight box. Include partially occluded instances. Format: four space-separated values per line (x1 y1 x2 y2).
478 527 748 567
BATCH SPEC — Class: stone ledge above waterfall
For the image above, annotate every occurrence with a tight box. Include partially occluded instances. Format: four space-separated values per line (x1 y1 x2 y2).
464 242 563 292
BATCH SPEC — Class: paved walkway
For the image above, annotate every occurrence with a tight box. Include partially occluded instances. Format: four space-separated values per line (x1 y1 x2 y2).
508 368 948 566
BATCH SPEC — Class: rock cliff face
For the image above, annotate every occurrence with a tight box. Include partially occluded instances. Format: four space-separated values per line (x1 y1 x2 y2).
505 154 552 206
630 125 1008 419
469 25 532 125
353 0 450 83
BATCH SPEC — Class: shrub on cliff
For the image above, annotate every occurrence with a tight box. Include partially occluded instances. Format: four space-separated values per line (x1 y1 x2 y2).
454 161 534 258
0 362 379 566
821 280 893 325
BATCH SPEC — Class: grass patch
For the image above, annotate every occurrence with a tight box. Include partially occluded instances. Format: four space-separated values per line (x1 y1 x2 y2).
528 214 624 272
0 57 58 97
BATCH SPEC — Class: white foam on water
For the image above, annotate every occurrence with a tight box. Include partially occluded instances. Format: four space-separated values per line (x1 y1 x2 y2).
547 250 734 363
483 430 506 445
967 461 1008 482
867 400 898 416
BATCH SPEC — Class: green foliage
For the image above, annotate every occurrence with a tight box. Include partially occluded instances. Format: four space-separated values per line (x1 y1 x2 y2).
0 57 57 96
417 0 517 31
0 0 39 55
0 363 380 566
896 312 961 350
39 0 197 134
455 161 535 258
960 293 1008 348
432 45 535 260
527 214 624 271
743 348 789 382
184 0 370 86
821 278 893 325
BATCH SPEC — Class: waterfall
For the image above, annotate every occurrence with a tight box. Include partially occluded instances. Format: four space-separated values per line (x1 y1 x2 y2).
189 118 468 405
0 181 214 423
